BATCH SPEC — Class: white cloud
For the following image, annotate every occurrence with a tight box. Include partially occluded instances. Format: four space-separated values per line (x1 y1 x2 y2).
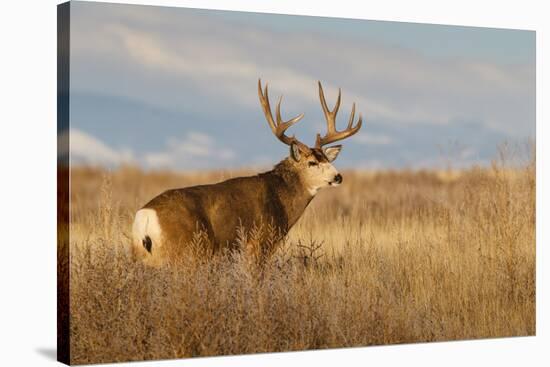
64 128 236 170
143 152 173 167
71 11 533 135
67 4 534 169
61 128 135 166
104 23 447 124
168 132 213 157
144 131 236 169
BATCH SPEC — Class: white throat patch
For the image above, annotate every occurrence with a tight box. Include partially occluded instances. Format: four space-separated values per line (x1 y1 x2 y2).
307 186 321 196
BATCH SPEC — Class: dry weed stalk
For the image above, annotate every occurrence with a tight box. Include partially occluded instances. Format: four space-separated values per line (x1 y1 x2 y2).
66 146 535 364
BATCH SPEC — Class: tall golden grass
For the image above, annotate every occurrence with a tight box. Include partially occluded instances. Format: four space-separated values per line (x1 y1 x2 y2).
65 146 535 364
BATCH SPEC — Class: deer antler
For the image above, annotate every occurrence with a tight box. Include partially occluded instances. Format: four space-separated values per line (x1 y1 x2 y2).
258 79 308 149
315 81 362 148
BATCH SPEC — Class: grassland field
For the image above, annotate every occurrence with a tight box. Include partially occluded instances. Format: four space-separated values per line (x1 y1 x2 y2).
62 148 535 364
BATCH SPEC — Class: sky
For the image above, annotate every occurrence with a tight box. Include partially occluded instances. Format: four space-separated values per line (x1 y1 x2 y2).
62 1 535 170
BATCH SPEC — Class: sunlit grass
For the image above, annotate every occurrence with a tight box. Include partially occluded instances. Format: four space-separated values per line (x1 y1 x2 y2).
65 148 535 364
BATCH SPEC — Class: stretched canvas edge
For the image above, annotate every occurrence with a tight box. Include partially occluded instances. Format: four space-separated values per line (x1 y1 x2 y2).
57 1 71 365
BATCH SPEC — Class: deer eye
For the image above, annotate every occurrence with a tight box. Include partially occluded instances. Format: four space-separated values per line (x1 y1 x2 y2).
308 161 319 167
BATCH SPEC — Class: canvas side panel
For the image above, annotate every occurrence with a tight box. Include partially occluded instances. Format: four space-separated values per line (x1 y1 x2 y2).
57 2 70 365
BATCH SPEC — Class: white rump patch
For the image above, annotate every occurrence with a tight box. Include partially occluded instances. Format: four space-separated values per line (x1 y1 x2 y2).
132 208 162 254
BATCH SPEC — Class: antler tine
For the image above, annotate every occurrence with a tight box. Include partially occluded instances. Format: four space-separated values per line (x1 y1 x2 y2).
276 95 304 133
316 81 363 148
318 81 341 132
258 79 276 133
318 81 329 117
347 102 364 130
258 79 306 147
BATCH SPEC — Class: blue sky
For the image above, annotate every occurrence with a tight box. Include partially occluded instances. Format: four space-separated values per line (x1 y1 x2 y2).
63 1 535 170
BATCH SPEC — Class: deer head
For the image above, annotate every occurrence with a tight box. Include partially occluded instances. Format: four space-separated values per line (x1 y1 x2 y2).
258 79 363 195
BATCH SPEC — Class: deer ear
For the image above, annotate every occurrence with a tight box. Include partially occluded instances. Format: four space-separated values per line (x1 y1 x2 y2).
323 145 342 162
290 142 302 162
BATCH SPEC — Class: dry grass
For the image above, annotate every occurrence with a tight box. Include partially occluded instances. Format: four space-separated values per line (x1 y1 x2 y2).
65 148 535 364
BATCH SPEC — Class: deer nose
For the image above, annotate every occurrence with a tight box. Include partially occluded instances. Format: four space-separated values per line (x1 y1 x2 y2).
334 174 343 184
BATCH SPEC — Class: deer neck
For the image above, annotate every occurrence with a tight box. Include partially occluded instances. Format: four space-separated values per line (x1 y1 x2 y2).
266 159 315 228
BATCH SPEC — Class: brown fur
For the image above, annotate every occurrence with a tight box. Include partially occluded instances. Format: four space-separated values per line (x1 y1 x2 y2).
141 156 320 260
134 80 361 264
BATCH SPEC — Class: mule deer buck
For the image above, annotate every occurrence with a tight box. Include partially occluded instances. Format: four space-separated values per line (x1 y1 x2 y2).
132 80 363 265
